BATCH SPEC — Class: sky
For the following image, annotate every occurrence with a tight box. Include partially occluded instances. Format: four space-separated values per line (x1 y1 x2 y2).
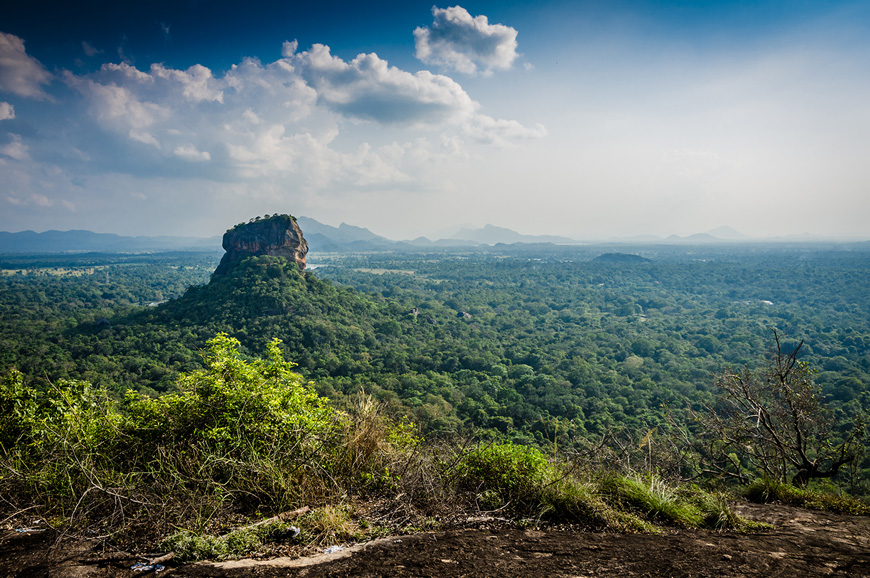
2 0 870 241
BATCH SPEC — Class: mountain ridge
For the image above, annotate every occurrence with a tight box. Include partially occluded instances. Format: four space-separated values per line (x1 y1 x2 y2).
2 220 866 253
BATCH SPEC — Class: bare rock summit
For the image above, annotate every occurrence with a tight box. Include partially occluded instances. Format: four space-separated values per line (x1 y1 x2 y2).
214 214 308 275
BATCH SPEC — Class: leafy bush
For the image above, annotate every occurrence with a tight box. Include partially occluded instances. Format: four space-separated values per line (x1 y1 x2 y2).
0 334 344 537
453 443 640 529
124 333 333 447
455 443 552 513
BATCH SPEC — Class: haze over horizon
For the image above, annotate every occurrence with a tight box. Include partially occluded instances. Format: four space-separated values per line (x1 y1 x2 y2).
2 1 869 241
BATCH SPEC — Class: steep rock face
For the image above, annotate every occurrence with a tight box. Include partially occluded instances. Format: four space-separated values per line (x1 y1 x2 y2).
214 215 308 275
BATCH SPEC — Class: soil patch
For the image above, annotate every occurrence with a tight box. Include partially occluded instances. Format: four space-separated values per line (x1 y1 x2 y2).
2 503 868 577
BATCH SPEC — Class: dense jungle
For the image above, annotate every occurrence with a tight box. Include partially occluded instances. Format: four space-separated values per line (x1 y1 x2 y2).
1 239 869 574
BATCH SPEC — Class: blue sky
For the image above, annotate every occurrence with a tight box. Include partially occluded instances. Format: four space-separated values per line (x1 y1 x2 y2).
2 1 869 240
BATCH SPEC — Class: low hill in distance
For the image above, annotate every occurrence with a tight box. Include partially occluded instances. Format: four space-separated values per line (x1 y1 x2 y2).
6 218 865 254
593 252 652 263
449 223 581 245
0 229 221 253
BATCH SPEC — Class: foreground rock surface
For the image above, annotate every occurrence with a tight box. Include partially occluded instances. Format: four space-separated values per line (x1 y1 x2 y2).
214 215 308 276
2 504 868 577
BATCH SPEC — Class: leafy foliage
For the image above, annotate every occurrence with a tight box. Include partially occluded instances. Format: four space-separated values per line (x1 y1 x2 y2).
455 443 554 514
0 335 344 540
125 333 332 447
0 337 762 557
2 243 870 504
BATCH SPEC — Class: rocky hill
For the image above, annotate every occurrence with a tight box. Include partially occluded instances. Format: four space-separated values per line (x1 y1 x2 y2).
214 215 308 275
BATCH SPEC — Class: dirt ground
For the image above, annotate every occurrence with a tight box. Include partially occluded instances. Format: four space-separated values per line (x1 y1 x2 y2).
2 503 869 578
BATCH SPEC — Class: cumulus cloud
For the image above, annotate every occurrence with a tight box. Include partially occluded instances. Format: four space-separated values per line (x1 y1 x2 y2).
65 72 170 131
414 6 519 76
39 38 541 194
0 101 13 120
0 32 53 99
288 43 477 125
151 63 224 103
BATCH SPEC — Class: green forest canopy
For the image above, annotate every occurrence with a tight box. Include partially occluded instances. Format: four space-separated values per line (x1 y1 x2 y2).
1 243 868 484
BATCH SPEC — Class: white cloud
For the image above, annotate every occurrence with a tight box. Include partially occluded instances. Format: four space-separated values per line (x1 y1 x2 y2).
242 108 261 124
0 134 29 160
173 144 210 161
0 101 13 120
65 72 170 131
281 40 298 59
35 38 541 198
335 142 415 187
463 115 547 145
414 6 519 76
150 63 224 103
290 44 478 125
102 62 153 83
0 32 53 99
6 192 74 210
129 130 161 148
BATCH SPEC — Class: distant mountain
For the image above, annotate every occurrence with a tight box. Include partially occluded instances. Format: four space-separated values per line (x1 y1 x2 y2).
404 237 482 248
295 217 386 244
296 216 397 252
450 224 579 245
707 226 749 240
665 233 722 244
9 219 853 255
297 217 584 252
0 229 220 253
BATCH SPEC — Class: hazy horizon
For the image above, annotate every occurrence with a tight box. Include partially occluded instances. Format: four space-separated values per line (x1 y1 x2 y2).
2 1 869 241
4 218 869 246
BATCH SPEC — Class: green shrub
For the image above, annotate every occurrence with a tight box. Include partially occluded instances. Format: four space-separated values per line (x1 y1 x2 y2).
455 443 552 513
453 443 637 529
124 333 334 448
744 477 870 515
161 519 298 562
161 530 233 562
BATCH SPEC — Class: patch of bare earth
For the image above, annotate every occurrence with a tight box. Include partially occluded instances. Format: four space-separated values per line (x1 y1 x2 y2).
2 503 869 577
